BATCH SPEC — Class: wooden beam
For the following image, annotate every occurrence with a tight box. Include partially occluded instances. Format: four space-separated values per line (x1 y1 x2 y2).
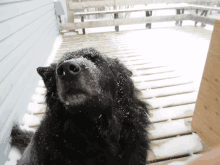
192 20 220 149
59 14 191 30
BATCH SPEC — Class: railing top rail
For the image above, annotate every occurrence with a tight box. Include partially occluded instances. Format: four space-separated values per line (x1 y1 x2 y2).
190 4 220 11
73 4 220 16
69 0 220 10
74 4 191 16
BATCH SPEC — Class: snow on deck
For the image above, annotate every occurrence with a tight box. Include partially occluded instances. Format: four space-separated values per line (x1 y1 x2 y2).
6 25 213 164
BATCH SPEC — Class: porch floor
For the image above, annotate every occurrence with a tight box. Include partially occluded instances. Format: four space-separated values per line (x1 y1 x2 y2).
28 26 213 164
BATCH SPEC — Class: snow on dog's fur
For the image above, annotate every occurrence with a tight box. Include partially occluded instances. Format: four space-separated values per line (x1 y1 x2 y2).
10 48 151 165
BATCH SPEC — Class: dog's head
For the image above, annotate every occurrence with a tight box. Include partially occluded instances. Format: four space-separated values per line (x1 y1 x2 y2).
37 48 134 113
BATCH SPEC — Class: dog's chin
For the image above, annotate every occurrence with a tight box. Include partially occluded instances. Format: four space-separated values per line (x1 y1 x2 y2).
60 93 87 107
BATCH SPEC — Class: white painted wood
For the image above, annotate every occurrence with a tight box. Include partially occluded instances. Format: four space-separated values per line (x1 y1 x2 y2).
0 30 57 164
54 1 65 15
0 17 56 105
0 0 58 162
15 33 57 123
0 0 53 22
0 3 54 42
136 77 193 90
0 0 29 4
150 118 192 139
0 6 55 61
0 22 57 133
149 104 195 123
59 0 68 24
59 14 191 30
132 72 181 83
146 92 198 109
142 83 195 99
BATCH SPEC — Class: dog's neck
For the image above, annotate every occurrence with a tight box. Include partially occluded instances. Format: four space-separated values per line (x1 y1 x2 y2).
44 102 115 129
39 104 121 155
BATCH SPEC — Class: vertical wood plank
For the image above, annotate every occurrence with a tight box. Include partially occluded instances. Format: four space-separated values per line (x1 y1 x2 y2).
192 20 220 149
66 0 75 23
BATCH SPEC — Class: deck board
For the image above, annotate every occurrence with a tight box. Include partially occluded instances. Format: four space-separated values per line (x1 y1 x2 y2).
149 104 195 123
136 77 193 89
25 26 213 164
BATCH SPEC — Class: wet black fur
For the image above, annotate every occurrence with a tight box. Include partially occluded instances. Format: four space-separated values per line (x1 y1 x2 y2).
10 48 151 165
10 124 34 154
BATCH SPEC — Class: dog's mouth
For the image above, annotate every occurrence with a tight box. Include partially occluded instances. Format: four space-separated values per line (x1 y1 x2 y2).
61 88 88 106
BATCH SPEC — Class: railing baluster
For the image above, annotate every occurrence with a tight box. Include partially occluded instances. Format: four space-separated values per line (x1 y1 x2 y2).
175 9 180 26
146 11 152 29
114 13 119 32
81 15 85 34
180 9 184 26
195 9 198 27
201 10 208 27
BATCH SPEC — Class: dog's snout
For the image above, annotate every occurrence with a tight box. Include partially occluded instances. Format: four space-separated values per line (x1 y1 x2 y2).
57 61 81 77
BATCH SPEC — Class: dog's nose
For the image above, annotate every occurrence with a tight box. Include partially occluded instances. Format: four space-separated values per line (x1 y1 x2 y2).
57 61 81 77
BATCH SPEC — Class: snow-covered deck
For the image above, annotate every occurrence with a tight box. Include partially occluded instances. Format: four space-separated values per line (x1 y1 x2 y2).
21 25 213 164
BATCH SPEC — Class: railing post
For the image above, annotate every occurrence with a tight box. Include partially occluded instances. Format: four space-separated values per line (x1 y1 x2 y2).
146 11 152 29
195 9 198 27
114 13 119 32
201 10 208 27
180 9 184 26
81 15 85 34
175 9 180 26
66 0 75 32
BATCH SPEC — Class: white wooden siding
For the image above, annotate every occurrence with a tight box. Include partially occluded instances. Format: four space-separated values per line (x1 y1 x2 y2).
0 0 59 163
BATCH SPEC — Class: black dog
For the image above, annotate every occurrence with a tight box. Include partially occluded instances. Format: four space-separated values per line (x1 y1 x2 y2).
10 48 151 165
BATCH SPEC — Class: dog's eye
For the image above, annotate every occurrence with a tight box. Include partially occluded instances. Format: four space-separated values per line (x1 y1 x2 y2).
85 53 99 61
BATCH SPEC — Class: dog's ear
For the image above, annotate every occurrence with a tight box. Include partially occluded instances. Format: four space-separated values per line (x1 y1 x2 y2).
111 59 133 78
37 67 49 79
37 63 57 87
